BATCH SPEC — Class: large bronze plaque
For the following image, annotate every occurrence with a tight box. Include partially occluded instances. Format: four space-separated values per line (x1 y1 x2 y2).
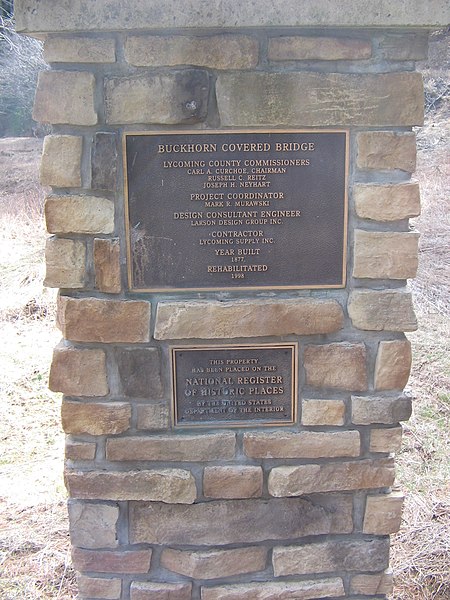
124 130 348 291
171 344 297 428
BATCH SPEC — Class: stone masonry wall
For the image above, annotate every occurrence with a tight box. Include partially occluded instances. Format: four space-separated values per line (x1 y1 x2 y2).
26 14 433 600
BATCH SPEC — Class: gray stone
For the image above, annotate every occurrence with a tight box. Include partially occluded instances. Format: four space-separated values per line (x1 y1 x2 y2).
378 33 429 60
77 576 121 600
68 501 119 549
130 582 192 600
354 182 421 221
352 395 412 425
348 289 418 332
243 431 360 459
201 578 345 600
45 237 86 289
44 36 116 63
92 133 118 191
115 348 163 399
353 230 419 280
356 131 416 172
269 36 372 61
136 403 170 431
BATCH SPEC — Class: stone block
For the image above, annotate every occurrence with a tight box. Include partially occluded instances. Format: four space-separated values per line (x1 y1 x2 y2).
243 431 360 459
136 403 170 431
130 582 192 600
106 432 236 462
125 34 258 69
92 132 118 191
68 502 119 549
77 575 122 600
33 70 97 125
353 230 419 279
65 469 197 503
105 70 209 125
352 395 412 425
115 348 163 398
130 495 353 545
201 578 345 600
375 340 412 390
45 195 114 235
94 238 121 294
303 342 368 391
268 458 395 497
40 135 82 187
61 401 131 436
354 182 421 221
363 491 404 534
379 33 428 60
356 131 416 172
44 36 116 63
350 569 394 595
348 290 418 332
49 345 108 397
154 298 343 339
273 538 390 576
72 547 151 574
160 547 267 579
45 237 86 289
269 35 371 61
203 466 263 498
65 440 96 461
370 426 403 453
57 296 151 343
216 72 423 127
301 398 346 426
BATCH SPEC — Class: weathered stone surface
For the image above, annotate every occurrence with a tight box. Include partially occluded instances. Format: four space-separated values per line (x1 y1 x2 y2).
45 195 114 235
379 33 429 60
217 72 423 127
130 495 353 545
269 36 371 61
154 299 343 339
106 432 236 462
45 237 86 288
92 132 118 191
348 290 418 332
65 440 96 461
161 547 267 579
66 469 197 503
201 578 345 600
375 340 412 390
49 345 108 397
269 458 395 497
68 502 119 549
356 131 416 172
353 230 419 280
136 403 170 431
363 491 404 534
57 296 151 343
243 431 360 459
61 401 131 436
303 342 368 391
370 426 403 453
301 398 346 426
72 547 151 574
33 71 97 125
203 466 263 498
350 570 394 595
125 34 258 69
77 575 121 600
44 36 116 63
273 538 390 576
40 135 82 187
130 582 192 600
352 395 412 425
115 348 163 398
105 70 209 125
354 182 421 221
94 238 121 294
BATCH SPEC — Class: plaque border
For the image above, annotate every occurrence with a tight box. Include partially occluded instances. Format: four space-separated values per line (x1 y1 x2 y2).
123 129 349 293
170 343 298 429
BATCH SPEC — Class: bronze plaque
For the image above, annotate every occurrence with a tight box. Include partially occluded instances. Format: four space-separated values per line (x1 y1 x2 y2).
171 344 297 428
124 130 348 291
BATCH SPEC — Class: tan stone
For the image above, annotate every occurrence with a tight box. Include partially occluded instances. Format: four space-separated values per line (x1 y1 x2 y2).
44 36 116 63
94 238 121 294
68 502 119 549
40 135 82 187
350 570 394 595
303 342 367 391
370 426 403 453
65 469 197 503
273 538 389 576
33 71 97 125
106 432 236 462
363 491 404 534
62 401 130 436
65 440 96 461
136 403 170 431
348 289 418 332
130 582 192 600
203 466 263 498
354 182 421 221
57 296 150 343
352 395 412 425
269 36 371 60
301 399 346 426
353 230 419 279
357 131 416 172
49 345 108 397
125 34 258 69
45 195 114 235
379 33 428 60
45 238 86 288
375 340 412 390
243 431 360 459
130 495 353 545
72 547 151 574
201 578 345 600
77 575 121 600
161 547 267 579
154 298 343 340
269 458 395 497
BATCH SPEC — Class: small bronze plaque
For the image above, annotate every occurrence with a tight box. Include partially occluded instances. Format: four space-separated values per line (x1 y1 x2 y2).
124 130 348 291
171 344 297 428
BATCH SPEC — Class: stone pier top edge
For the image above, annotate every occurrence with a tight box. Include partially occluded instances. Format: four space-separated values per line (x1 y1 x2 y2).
15 0 450 34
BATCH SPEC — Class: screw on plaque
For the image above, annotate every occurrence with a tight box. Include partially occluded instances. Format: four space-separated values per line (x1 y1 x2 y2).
185 100 198 112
